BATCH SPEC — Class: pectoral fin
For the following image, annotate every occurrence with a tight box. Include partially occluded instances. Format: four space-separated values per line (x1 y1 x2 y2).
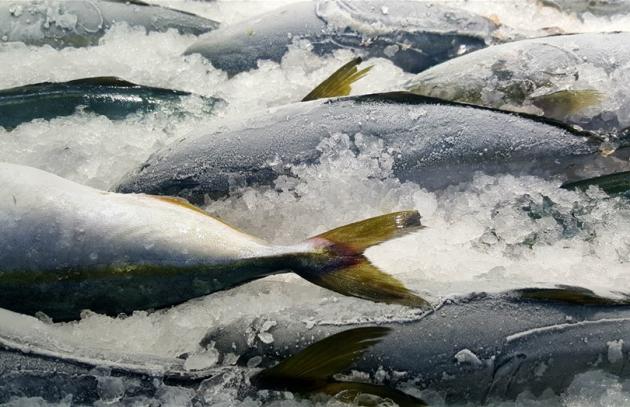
531 89 602 120
252 327 426 406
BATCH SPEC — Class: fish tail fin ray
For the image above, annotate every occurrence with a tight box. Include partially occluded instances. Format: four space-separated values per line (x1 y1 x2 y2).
293 211 429 308
252 327 427 405
301 57 372 102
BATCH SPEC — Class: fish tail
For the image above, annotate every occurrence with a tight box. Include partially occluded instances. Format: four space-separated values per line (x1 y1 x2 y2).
291 211 429 308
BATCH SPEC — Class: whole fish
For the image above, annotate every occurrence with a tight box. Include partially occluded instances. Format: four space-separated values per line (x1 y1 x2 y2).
184 0 501 76
203 286 630 404
406 32 630 134
0 305 423 405
538 0 630 17
0 77 222 130
0 163 426 321
116 92 630 203
0 0 218 48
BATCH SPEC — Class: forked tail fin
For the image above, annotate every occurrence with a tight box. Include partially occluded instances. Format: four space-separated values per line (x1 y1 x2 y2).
292 211 430 308
252 327 426 406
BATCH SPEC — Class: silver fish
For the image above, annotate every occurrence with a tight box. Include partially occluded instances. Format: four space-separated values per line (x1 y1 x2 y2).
0 306 423 405
116 92 630 204
406 32 630 134
184 0 500 76
0 162 426 321
0 77 222 130
203 286 630 404
0 0 218 48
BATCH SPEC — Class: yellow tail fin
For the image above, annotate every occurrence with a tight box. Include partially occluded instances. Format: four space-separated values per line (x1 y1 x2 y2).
302 57 373 102
294 211 429 308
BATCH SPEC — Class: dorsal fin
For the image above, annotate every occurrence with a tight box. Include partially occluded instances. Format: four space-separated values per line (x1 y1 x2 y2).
104 0 152 7
65 77 141 87
149 195 211 217
302 58 373 102
562 171 630 195
513 285 630 305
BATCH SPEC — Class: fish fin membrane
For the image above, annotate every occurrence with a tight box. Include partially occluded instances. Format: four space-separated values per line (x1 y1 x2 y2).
149 195 211 216
296 211 429 308
254 327 390 384
313 210 424 253
514 285 630 305
302 57 372 102
531 89 602 120
561 171 630 195
312 257 428 308
253 327 426 406
66 77 140 87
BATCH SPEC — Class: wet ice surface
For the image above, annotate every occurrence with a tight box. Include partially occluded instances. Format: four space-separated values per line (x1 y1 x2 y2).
2 0 630 406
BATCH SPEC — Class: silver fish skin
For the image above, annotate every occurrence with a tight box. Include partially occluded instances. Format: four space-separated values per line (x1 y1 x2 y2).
0 0 219 48
538 0 630 16
0 77 222 130
184 0 498 76
0 307 214 403
204 288 630 404
116 92 630 204
1 163 424 320
406 32 630 133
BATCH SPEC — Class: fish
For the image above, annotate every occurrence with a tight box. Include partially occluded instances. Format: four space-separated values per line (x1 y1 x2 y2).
405 32 630 134
0 77 222 130
202 286 630 404
0 0 219 48
0 57 365 130
0 162 427 321
116 92 630 204
538 0 630 17
0 306 423 405
184 0 501 76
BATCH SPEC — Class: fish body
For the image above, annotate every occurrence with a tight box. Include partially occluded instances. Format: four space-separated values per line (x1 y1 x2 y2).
0 77 221 130
406 32 630 133
0 306 421 405
184 0 499 75
0 0 218 48
205 288 630 404
0 163 423 320
117 92 630 203
538 0 630 16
